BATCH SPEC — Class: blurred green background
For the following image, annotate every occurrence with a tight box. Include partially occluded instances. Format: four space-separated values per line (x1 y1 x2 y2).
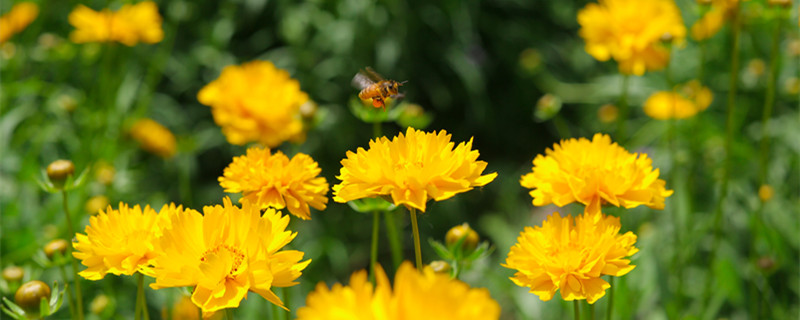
1 0 799 319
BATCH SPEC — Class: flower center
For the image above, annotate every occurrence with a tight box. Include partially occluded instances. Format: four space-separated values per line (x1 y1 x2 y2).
395 160 424 171
200 244 246 277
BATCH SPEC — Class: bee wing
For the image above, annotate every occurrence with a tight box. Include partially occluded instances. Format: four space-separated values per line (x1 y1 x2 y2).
352 72 375 90
364 67 386 81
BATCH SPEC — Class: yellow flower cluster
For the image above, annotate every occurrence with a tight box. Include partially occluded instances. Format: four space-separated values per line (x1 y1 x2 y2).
0 2 38 43
578 0 686 76
129 118 177 158
333 127 497 212
504 212 638 304
520 133 673 217
219 146 329 220
68 1 163 46
644 80 713 120
197 60 309 147
297 262 500 320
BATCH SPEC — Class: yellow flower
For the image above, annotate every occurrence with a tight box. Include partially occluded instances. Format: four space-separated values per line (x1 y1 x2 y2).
333 127 496 212
503 212 638 304
150 197 310 314
643 80 712 120
68 1 163 46
578 0 686 76
0 2 38 43
73 203 189 280
520 133 672 217
758 184 774 202
219 146 329 220
85 195 109 215
129 118 177 158
297 262 500 320
197 60 309 147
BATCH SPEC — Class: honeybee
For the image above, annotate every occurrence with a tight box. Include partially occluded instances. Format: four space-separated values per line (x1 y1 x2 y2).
352 67 406 110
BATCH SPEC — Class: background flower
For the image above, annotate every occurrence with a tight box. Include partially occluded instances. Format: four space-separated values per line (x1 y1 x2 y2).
219 146 329 220
504 212 638 304
333 127 497 212
520 133 673 216
68 1 163 46
643 80 713 120
129 118 177 158
0 2 38 43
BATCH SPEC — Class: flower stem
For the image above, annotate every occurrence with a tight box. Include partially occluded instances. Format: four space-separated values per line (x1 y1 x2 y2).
589 302 595 320
136 273 149 320
384 211 403 268
58 262 76 319
606 277 614 320
226 308 235 320
409 208 422 270
370 211 380 283
62 190 84 320
574 300 581 320
760 7 784 185
615 75 631 142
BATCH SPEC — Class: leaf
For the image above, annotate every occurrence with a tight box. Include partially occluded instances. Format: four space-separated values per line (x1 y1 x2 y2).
1 297 25 319
346 197 396 213
428 239 454 260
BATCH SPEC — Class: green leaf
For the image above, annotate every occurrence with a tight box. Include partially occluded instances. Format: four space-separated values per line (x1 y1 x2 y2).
346 197 396 213
428 239 454 260
1 297 26 319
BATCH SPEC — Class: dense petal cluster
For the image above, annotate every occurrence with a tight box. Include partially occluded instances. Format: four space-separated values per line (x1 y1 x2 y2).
504 212 638 304
219 146 329 220
73 203 189 280
150 197 309 314
197 60 309 147
644 80 713 120
333 127 497 212
297 262 500 320
129 118 177 158
0 2 38 43
578 0 686 75
520 133 673 217
68 1 163 46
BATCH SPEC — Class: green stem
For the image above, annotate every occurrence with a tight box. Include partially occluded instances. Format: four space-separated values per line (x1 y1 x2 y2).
606 277 614 320
409 208 422 270
282 287 292 318
226 308 234 320
58 263 76 319
615 75 631 142
370 211 380 283
553 114 571 139
760 8 783 185
384 211 403 268
62 190 84 320
589 302 595 320
271 301 280 320
373 121 382 138
574 300 581 320
136 273 149 320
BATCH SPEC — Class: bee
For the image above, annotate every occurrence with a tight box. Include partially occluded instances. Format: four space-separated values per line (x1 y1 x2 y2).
352 67 406 110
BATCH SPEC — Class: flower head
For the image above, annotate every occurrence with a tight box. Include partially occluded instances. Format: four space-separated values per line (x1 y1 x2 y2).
520 133 672 217
73 203 188 280
297 262 500 320
643 81 713 120
333 127 497 212
129 118 176 158
219 147 329 220
0 2 38 43
197 60 309 147
578 0 686 76
503 212 638 304
150 197 309 314
68 1 163 46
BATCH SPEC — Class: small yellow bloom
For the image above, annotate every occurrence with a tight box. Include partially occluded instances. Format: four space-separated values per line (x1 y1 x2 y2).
504 212 638 304
333 127 497 212
597 104 618 123
85 195 110 215
94 161 115 185
691 7 726 41
73 203 190 280
219 146 329 220
578 0 686 76
197 60 309 147
68 2 163 46
520 133 672 217
129 118 177 158
297 262 500 320
758 184 774 202
0 2 38 43
643 80 712 120
150 197 310 314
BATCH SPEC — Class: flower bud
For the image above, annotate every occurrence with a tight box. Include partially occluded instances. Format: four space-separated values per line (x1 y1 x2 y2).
44 239 69 259
429 260 451 274
598 104 618 123
445 223 479 251
85 195 110 215
2 266 24 282
90 294 110 315
14 280 50 314
758 185 774 202
46 159 75 188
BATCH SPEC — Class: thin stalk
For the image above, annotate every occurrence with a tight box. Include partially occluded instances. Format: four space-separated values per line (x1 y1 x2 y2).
373 121 382 139
606 277 614 320
553 114 571 139
62 190 84 320
58 263 76 319
615 75 631 142
384 211 403 268
589 302 595 320
271 302 280 320
409 208 423 270
574 300 581 320
226 308 234 320
370 211 380 283
759 8 783 185
282 288 292 318
136 273 150 320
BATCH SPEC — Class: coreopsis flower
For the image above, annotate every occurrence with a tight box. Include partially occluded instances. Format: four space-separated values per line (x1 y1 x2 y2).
68 1 163 46
503 212 638 304
691 7 726 41
0 2 38 43
333 127 497 212
129 118 177 158
520 133 673 217
296 262 500 320
197 60 309 147
73 203 190 280
150 197 310 314
643 80 712 120
578 0 686 76
219 147 328 220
